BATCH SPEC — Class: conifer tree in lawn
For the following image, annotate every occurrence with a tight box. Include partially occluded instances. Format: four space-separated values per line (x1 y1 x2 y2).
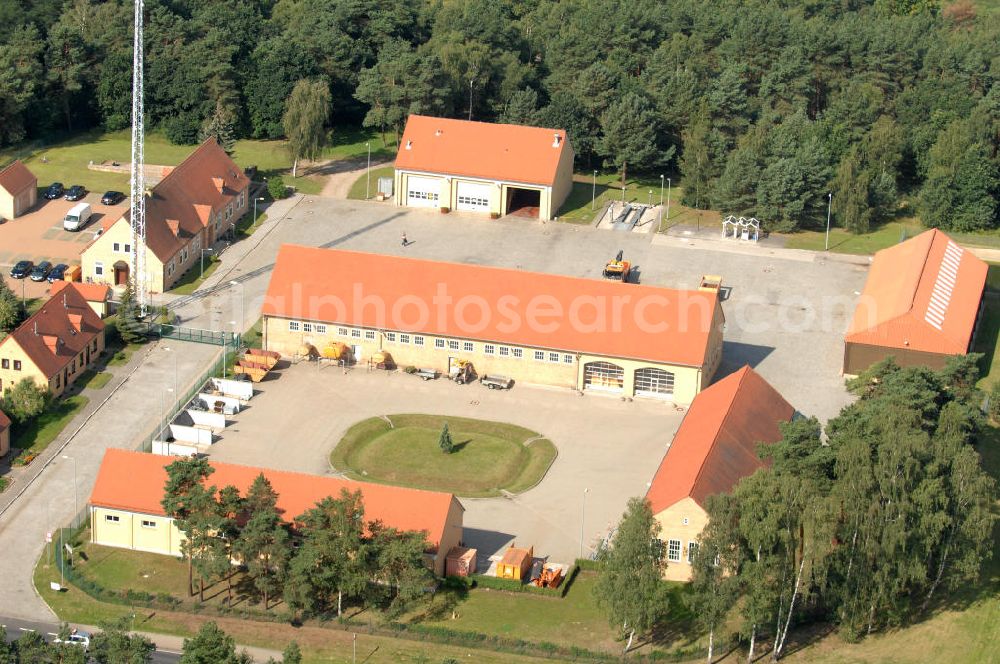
439 422 454 454
179 622 252 664
593 497 667 654
235 473 291 609
281 640 302 664
216 484 244 605
0 275 23 334
89 616 156 663
115 280 144 344
161 457 217 598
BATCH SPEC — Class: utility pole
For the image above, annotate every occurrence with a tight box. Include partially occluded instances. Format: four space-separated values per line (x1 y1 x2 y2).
580 488 590 559
825 192 833 251
366 141 371 200
591 170 597 210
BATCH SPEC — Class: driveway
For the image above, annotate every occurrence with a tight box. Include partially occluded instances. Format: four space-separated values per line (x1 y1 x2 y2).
317 158 393 198
205 365 685 564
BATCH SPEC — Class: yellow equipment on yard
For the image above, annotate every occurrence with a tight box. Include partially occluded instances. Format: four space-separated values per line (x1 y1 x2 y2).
321 342 350 360
699 274 723 293
603 250 631 282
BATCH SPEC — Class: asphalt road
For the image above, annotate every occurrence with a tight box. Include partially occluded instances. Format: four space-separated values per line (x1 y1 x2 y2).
0 615 181 662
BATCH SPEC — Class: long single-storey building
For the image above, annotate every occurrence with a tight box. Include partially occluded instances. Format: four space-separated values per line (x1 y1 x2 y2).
89 449 465 576
645 366 794 581
0 159 37 220
81 138 250 293
0 283 105 397
393 115 574 221
844 229 988 375
261 245 725 404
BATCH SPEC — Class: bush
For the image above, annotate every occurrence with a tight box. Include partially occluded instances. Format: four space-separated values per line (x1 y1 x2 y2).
990 382 1000 423
404 366 418 374
267 176 287 200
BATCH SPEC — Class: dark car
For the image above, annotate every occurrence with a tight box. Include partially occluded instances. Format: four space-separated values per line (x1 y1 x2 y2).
47 263 68 282
44 182 65 199
64 185 87 201
9 260 33 279
29 261 53 282
101 190 124 205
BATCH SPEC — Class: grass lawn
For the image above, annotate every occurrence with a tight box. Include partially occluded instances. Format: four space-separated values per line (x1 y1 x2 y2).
331 414 557 497
106 342 143 367
11 395 89 454
781 219 923 254
234 210 267 240
169 257 221 295
347 164 394 200
973 294 1000 390
76 369 113 391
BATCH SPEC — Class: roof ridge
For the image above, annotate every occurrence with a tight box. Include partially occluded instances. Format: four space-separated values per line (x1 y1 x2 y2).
903 228 940 318
685 367 750 505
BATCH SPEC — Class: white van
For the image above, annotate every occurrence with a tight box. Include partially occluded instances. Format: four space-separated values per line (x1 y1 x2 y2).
63 203 92 232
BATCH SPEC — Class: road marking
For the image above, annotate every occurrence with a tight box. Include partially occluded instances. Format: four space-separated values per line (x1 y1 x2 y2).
156 649 183 655
18 627 34 632
47 632 58 637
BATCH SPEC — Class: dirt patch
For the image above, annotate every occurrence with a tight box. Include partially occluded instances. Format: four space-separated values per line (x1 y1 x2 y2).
314 158 393 199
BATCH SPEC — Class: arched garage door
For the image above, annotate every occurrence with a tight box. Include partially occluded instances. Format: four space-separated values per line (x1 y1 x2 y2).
406 176 441 208
584 361 624 393
634 367 675 399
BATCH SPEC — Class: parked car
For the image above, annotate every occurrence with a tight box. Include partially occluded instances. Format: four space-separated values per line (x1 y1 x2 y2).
54 629 91 650
47 263 68 282
64 185 87 201
101 190 124 205
9 260 33 279
44 182 64 199
29 261 53 281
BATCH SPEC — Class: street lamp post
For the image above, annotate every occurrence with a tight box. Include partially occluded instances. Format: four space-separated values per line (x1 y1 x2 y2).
580 488 590 559
666 177 672 228
591 170 597 210
164 347 177 395
200 248 214 278
648 190 652 206
229 280 245 332
825 192 833 251
252 196 265 228
61 455 78 527
366 141 372 200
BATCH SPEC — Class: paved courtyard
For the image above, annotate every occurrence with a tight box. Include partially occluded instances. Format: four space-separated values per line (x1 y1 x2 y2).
206 364 686 564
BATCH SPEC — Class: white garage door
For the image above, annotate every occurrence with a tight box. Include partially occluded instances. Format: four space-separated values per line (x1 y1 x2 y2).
406 176 441 208
456 181 492 212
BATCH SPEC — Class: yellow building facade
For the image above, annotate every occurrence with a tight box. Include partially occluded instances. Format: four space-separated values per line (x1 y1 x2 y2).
91 506 184 556
0 333 104 397
653 497 709 582
81 220 168 291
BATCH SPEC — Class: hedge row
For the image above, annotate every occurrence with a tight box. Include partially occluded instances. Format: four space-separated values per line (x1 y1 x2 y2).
459 564 581 598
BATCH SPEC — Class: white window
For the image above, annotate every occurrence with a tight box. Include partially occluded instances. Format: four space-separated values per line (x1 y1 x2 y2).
513 348 523 359
288 321 300 331
499 346 510 357
316 324 327 334
400 333 411 344
337 327 349 336
435 339 446 349
563 354 574 364
351 329 361 338
95 262 103 276
365 330 376 340
667 539 682 562
385 332 396 342
548 352 559 363
534 350 545 361
303 322 314 333
141 519 156 529
414 336 425 346
105 514 120 523
463 341 474 352
448 340 460 351
484 344 496 355
687 542 699 564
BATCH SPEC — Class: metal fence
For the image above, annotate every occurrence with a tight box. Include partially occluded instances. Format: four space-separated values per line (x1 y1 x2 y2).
146 323 241 348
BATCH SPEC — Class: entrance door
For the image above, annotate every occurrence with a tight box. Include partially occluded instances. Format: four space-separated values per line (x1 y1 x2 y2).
583 361 625 393
456 182 491 212
406 176 441 208
113 262 129 285
351 345 363 364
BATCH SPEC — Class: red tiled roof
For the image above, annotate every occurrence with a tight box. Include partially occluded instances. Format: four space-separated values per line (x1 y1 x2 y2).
1 285 104 379
394 115 571 187
89 449 462 551
262 245 722 367
112 139 248 262
49 281 111 304
0 409 9 431
846 229 988 355
0 160 36 196
646 366 794 513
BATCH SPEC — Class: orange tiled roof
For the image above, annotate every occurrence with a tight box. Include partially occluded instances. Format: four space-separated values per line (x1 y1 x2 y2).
645 366 794 513
1 285 104 379
89 449 462 551
394 115 571 187
49 281 111 304
262 245 722 367
0 159 36 196
846 229 988 355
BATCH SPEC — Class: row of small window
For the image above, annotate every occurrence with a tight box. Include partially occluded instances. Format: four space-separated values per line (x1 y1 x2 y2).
0 359 22 370
111 242 133 254
457 195 489 207
666 539 698 564
408 190 439 201
105 514 156 529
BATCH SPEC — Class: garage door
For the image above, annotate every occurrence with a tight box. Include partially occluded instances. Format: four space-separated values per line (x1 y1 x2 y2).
583 361 624 393
406 176 441 208
634 367 675 399
456 181 492 212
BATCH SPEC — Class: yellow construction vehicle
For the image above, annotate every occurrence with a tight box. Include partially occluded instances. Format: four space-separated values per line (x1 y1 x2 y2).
603 250 631 282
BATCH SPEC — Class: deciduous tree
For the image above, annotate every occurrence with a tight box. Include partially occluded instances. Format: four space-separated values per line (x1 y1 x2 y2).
282 78 331 178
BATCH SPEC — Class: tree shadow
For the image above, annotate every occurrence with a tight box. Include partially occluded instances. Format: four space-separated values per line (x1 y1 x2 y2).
451 439 472 453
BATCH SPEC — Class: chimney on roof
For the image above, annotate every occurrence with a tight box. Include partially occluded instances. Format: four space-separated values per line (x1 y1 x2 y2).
552 133 562 148
405 140 412 150
34 321 38 336
166 219 181 236
212 176 224 193
63 293 67 308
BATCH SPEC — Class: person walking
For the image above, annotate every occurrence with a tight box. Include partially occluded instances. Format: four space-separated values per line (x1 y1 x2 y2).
401 231 408 247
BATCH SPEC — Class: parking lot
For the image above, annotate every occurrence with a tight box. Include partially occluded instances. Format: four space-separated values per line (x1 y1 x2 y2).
0 192 126 271
204 364 686 564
